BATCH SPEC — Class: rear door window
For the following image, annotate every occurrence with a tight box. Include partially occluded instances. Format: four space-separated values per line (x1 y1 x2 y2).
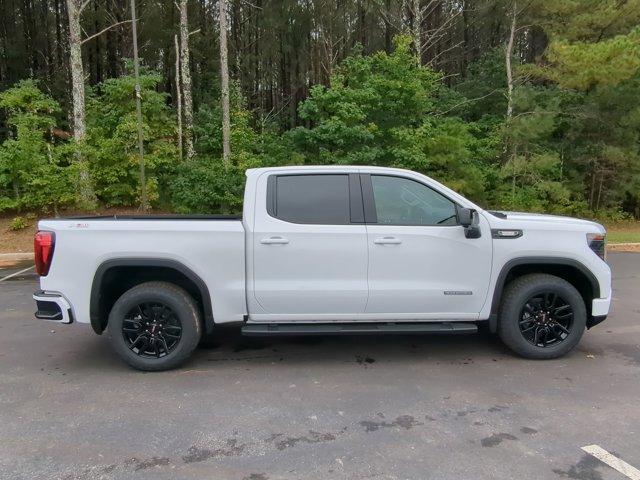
270 174 351 224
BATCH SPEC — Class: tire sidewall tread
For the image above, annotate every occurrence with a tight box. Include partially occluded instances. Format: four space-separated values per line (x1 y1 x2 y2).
498 273 586 359
107 281 202 371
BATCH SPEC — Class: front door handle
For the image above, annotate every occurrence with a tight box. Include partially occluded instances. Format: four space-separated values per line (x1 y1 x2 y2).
260 236 290 245
374 236 402 245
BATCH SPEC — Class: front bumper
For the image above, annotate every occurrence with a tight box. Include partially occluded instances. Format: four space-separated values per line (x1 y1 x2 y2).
33 290 74 324
587 295 611 329
591 296 611 317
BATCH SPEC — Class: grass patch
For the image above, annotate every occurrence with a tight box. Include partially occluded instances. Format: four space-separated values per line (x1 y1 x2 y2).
606 223 640 244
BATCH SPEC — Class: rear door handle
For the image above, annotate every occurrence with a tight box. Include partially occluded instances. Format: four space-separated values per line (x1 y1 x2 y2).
260 236 290 245
373 236 402 245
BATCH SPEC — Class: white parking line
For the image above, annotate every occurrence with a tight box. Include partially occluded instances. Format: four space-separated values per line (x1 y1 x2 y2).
582 445 640 480
0 265 35 283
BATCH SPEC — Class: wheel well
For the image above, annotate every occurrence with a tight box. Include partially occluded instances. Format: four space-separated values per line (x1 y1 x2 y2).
489 258 600 332
504 264 595 309
90 260 214 335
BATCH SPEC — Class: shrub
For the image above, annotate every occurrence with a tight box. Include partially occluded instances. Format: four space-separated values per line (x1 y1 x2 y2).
9 216 28 231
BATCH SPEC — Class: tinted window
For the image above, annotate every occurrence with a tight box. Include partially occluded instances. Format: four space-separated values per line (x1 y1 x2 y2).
371 175 457 226
273 174 350 224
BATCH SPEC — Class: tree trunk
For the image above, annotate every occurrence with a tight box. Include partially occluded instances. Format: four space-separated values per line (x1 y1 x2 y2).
462 0 470 75
384 0 392 53
596 173 604 211
67 0 97 208
219 0 231 168
174 34 183 163
505 1 517 120
54 0 63 69
130 0 147 210
412 0 422 63
179 0 195 159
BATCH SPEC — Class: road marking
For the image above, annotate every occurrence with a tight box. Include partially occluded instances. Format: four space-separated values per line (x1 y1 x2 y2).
0 265 35 283
582 445 640 480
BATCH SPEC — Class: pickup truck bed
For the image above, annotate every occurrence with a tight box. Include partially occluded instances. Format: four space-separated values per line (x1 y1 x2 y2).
36 215 247 331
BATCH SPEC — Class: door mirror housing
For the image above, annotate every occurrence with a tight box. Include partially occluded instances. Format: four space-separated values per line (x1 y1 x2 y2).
457 206 481 239
457 206 474 227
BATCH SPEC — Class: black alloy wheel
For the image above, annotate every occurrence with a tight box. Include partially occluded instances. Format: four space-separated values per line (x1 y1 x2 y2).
122 302 183 358
108 281 202 371
498 273 586 359
519 291 573 347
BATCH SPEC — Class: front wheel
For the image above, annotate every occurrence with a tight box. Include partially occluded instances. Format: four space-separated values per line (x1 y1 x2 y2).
107 281 202 371
498 273 586 359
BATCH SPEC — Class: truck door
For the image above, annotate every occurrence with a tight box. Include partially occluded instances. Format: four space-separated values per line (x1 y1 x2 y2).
250 172 368 320
362 173 493 319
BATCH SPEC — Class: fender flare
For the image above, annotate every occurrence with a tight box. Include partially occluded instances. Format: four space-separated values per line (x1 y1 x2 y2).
488 256 600 333
90 258 214 335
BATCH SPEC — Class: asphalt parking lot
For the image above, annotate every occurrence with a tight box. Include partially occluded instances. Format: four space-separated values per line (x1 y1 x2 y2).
1 254 639 480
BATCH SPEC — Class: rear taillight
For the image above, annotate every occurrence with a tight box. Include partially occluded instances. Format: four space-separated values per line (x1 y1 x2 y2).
34 231 55 276
587 233 606 261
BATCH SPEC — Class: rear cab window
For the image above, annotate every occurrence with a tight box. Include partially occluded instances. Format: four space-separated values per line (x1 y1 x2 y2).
267 174 351 224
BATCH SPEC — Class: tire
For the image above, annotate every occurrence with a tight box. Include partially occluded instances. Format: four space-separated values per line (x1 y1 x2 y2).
107 281 202 371
498 273 586 359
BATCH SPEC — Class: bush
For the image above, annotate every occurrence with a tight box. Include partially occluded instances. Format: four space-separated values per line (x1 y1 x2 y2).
170 158 245 214
85 72 178 207
0 80 76 214
9 216 28 231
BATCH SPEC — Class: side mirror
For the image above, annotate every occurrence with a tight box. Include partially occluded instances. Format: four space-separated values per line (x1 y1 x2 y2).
457 206 474 227
457 206 481 239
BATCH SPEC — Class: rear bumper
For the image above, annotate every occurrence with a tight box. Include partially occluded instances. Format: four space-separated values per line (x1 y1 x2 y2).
33 290 73 324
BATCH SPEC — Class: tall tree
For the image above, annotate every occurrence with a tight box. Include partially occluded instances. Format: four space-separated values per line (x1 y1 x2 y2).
130 0 147 210
67 0 97 207
505 0 516 119
219 0 231 167
179 0 195 159
174 34 183 162
66 0 131 207
411 0 422 63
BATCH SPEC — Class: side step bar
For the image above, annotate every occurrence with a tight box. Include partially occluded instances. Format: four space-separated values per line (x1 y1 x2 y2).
241 322 478 336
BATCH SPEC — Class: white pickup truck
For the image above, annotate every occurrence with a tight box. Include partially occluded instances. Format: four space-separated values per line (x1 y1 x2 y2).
33 166 611 370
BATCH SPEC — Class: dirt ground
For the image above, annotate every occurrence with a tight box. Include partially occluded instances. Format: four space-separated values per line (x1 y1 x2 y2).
0 216 38 254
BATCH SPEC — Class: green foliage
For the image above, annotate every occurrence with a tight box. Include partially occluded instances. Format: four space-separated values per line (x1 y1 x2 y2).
497 2 640 216
530 0 640 41
527 28 640 90
291 36 489 200
85 71 178 207
0 80 75 214
455 48 508 121
9 216 27 230
170 159 246 214
170 85 298 213
1 6 640 220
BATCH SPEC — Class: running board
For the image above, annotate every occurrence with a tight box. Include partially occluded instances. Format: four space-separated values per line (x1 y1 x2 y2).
241 322 478 336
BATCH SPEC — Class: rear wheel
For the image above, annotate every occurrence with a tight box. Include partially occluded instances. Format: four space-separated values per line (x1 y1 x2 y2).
107 281 202 371
498 273 586 359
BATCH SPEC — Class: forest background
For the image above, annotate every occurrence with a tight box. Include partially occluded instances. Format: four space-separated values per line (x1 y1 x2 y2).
1 0 639 245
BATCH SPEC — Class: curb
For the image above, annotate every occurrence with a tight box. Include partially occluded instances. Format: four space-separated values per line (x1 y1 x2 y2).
607 243 640 252
0 253 33 269
0 253 32 260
